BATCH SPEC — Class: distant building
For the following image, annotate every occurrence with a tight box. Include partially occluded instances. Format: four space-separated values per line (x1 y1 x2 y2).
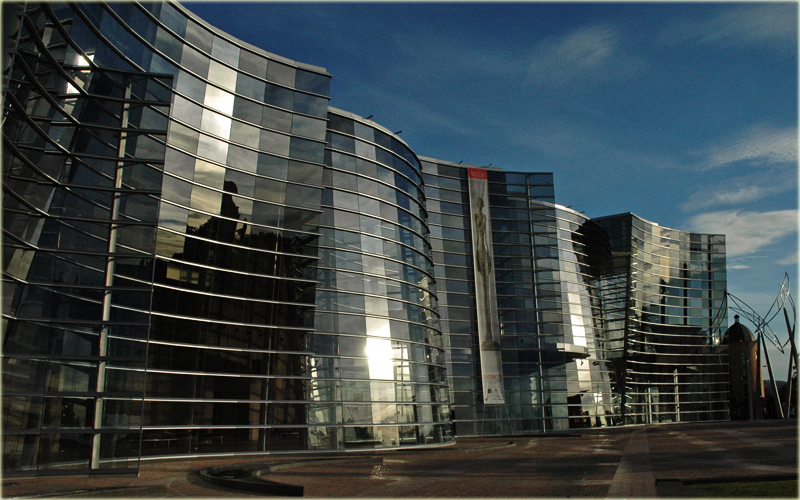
723 316 764 420
2 0 728 475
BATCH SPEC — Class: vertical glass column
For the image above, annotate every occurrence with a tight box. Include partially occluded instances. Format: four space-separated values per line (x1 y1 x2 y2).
3 2 172 473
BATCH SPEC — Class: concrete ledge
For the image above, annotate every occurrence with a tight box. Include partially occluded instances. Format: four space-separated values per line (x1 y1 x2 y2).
199 465 304 496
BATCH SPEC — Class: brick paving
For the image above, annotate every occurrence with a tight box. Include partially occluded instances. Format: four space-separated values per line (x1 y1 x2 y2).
2 419 796 498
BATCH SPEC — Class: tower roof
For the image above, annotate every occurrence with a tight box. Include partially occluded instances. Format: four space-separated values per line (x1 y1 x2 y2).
724 315 756 343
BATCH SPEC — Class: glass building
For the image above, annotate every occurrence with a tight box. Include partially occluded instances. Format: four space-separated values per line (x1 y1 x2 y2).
594 214 729 425
2 0 727 476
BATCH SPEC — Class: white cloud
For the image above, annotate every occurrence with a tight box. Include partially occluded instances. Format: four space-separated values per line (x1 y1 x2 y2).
687 209 798 257
526 25 645 86
728 264 751 270
658 4 797 55
697 124 797 171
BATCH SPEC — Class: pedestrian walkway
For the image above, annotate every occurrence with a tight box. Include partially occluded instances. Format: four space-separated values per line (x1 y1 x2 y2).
606 428 657 497
2 419 796 498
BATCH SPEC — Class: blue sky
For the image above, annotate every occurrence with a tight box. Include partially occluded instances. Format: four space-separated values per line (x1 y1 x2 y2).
183 2 798 376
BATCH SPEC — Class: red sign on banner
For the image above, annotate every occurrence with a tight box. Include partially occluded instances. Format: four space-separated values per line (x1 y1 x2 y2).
468 168 488 179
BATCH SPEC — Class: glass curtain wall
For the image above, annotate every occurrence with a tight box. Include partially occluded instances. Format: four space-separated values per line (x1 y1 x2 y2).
595 214 729 424
3 2 172 473
310 109 452 450
422 158 598 435
141 2 330 457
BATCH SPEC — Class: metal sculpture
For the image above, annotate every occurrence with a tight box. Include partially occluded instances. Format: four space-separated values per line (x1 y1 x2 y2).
726 274 797 418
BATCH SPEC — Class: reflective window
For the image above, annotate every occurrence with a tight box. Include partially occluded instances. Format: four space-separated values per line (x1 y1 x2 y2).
164 147 195 179
267 60 295 86
259 129 290 156
226 144 258 173
295 69 330 96
170 95 202 128
290 137 324 163
180 44 209 78
232 96 262 125
159 200 189 231
238 50 268 78
208 60 237 91
200 108 231 139
257 154 288 180
293 92 327 117
196 134 228 163
189 184 222 212
264 83 294 110
158 2 187 37
211 35 240 66
176 71 206 102
254 177 286 204
167 122 199 153
161 175 192 206
154 26 182 62
184 19 212 53
262 106 292 132
194 159 225 189
203 85 234 115
291 115 326 139
235 73 265 100
230 120 259 148
224 169 256 198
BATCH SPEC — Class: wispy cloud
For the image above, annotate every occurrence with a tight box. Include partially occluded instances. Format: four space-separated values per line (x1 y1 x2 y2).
658 4 797 55
694 124 797 171
526 25 645 86
687 209 798 257
679 179 794 212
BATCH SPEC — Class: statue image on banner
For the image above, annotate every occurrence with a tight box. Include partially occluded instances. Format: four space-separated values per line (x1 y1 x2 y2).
467 167 505 405
474 197 500 352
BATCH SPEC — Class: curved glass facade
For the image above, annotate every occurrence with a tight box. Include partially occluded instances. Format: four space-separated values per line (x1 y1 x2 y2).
595 214 729 424
421 158 613 434
3 0 728 476
309 109 451 450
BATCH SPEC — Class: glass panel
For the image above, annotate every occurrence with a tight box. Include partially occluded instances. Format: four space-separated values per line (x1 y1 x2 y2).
180 44 209 78
211 35 240 66
259 130 290 156
266 60 295 86
264 84 294 110
196 134 229 163
171 95 202 128
176 70 206 102
238 50 268 78
224 169 256 198
167 122 199 153
208 60 237 91
262 106 292 132
194 159 226 189
184 19 212 52
233 96 262 125
293 93 327 118
200 108 231 139
190 184 222 211
204 85 234 115
254 177 286 204
291 115 326 139
161 175 192 206
235 73 265 100
158 2 187 37
226 144 258 173
164 147 195 179
294 69 330 96
158 200 188 231
230 121 259 148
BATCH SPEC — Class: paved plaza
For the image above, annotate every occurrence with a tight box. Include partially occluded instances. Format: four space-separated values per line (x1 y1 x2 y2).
2 419 796 498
